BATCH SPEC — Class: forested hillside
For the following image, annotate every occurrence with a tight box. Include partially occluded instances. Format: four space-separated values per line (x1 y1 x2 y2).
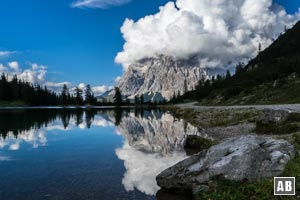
176 21 300 105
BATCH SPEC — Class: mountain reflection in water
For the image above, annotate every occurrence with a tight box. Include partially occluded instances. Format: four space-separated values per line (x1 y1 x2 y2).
0 108 202 199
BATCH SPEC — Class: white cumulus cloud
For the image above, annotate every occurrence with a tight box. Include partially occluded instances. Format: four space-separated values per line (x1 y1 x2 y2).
92 85 114 95
8 61 19 71
0 64 7 71
78 83 86 90
0 51 15 59
115 0 300 70
0 60 113 96
72 83 113 96
17 63 47 83
45 81 71 88
71 0 131 9
0 62 70 93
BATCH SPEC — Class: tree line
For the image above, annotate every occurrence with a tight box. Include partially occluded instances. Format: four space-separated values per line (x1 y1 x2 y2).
0 107 163 139
0 72 165 106
0 73 97 106
112 86 166 106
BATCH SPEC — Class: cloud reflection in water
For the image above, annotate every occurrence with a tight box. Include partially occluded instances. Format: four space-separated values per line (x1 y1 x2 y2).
0 109 201 197
114 111 202 195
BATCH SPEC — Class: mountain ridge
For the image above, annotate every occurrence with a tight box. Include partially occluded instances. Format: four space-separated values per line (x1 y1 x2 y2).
117 55 211 101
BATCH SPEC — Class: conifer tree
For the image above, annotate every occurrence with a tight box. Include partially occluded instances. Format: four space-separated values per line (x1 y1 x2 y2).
113 87 122 106
74 87 83 105
85 84 95 105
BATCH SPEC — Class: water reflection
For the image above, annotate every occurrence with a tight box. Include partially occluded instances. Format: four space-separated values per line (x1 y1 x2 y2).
0 108 202 199
0 109 112 147
115 110 203 195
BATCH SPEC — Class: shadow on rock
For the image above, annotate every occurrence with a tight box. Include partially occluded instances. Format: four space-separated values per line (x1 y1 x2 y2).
156 189 194 200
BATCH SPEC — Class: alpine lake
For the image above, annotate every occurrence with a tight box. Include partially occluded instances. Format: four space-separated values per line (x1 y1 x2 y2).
0 108 200 200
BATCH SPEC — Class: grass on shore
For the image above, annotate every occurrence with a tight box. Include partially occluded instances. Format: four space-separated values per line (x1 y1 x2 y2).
169 107 261 128
255 113 300 135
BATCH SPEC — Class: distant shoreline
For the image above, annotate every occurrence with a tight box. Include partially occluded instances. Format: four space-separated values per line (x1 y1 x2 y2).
0 105 165 109
0 106 114 109
175 102 300 112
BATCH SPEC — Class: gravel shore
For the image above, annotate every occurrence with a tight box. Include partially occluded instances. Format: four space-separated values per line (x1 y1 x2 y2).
176 102 300 112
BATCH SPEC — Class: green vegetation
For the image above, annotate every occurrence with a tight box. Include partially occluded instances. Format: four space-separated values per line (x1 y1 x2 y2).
255 113 300 135
196 77 300 105
0 73 58 106
293 133 300 150
184 135 215 155
170 107 261 128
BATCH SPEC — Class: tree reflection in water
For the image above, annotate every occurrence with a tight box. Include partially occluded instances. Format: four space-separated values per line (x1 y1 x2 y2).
0 108 159 139
0 107 203 199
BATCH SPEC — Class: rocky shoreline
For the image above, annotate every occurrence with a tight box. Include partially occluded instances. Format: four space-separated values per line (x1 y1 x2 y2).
157 135 295 198
156 105 300 199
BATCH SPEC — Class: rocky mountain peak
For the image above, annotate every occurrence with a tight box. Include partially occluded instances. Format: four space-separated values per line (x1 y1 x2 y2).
117 55 209 101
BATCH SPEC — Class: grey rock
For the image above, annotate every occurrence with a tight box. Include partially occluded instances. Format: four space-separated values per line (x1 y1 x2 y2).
257 109 291 124
156 135 295 190
117 55 210 100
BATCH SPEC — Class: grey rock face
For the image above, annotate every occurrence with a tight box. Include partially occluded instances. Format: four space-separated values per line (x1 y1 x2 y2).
118 55 209 100
156 135 295 190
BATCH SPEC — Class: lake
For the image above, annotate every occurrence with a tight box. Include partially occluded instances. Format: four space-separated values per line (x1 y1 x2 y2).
0 108 200 200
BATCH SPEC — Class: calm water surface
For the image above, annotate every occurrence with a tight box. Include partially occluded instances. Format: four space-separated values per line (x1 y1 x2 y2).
0 108 200 200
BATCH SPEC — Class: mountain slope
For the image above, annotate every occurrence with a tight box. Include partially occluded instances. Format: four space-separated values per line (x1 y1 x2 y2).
180 21 300 105
245 21 300 78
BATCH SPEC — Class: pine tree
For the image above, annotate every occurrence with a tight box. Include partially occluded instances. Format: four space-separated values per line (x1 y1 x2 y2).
258 42 262 54
61 84 70 105
0 73 6 101
226 70 231 79
85 84 95 105
184 78 188 94
140 94 144 104
74 87 83 105
11 74 20 100
235 62 245 74
134 95 139 105
113 87 122 106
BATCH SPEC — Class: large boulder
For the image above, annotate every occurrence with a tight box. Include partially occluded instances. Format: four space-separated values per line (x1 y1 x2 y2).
156 135 295 191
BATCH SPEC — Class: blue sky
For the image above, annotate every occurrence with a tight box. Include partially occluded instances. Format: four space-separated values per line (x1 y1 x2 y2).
0 0 171 89
0 0 299 92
